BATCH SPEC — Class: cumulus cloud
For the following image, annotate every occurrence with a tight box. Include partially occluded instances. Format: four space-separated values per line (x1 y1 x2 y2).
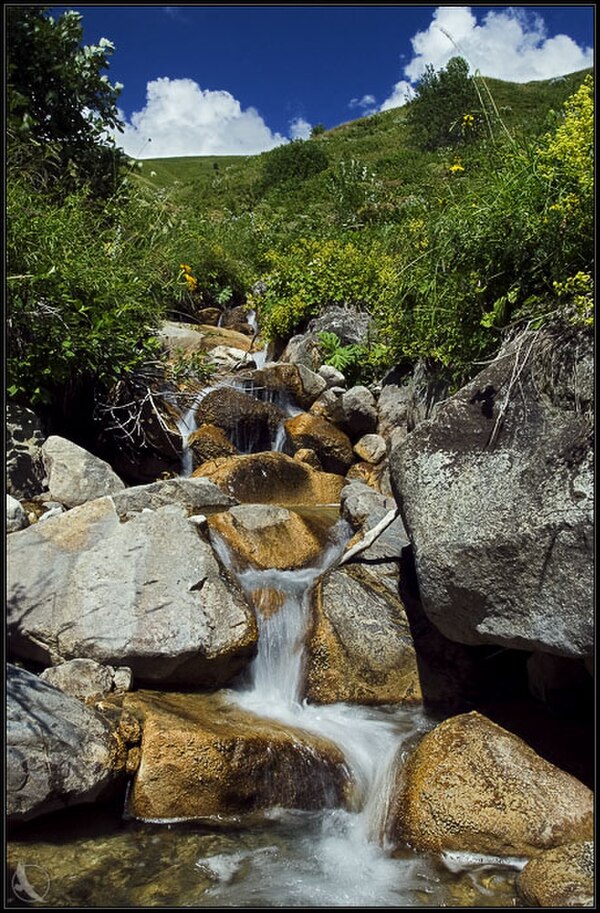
289 116 312 140
379 6 593 111
379 81 415 112
115 77 287 158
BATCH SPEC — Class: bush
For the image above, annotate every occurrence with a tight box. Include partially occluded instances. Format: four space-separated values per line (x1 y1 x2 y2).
258 139 329 191
250 237 398 342
407 56 482 151
6 178 174 406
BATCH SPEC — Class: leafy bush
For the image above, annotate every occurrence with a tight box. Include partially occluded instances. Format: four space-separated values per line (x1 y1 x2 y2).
6 178 174 405
250 237 398 341
406 56 482 151
7 6 124 197
258 139 329 191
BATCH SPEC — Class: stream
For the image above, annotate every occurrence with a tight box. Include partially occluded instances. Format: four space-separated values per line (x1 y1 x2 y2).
7 351 528 907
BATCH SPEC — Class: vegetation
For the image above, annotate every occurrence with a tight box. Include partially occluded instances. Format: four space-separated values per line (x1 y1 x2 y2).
6 4 593 425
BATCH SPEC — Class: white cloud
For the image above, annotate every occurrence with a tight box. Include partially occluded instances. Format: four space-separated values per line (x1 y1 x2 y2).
289 116 312 140
379 81 415 112
379 6 593 111
348 93 378 116
115 77 287 158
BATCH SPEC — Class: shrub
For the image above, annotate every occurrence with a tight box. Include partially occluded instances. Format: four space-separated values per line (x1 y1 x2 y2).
250 237 398 342
258 139 329 191
407 56 482 151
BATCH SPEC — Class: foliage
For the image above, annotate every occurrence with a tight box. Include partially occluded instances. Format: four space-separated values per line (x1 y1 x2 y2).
250 238 398 341
317 331 362 373
6 6 125 197
406 56 482 151
165 349 217 386
6 176 174 406
327 158 385 226
258 139 329 191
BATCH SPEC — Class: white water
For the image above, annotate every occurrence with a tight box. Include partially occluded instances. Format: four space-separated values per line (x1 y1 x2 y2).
205 521 441 906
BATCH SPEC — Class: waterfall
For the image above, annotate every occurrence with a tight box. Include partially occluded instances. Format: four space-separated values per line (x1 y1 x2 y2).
206 520 436 905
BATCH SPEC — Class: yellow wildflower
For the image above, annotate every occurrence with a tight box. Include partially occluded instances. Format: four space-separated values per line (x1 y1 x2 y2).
449 162 464 174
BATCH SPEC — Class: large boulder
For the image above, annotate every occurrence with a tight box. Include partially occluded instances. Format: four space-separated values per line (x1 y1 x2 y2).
385 711 594 857
208 504 333 571
109 476 237 520
516 842 594 907
341 386 378 438
7 494 29 533
193 452 346 507
236 363 327 411
7 497 258 686
6 403 46 500
42 436 125 508
284 413 354 475
188 424 238 467
304 562 421 705
39 658 132 701
389 326 593 658
377 361 449 443
195 386 285 454
7 665 124 823
123 691 352 821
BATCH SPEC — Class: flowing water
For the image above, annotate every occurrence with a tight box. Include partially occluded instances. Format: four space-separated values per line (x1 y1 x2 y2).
7 371 527 907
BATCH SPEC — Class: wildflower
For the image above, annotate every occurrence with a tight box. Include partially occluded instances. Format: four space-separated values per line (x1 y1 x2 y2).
184 274 198 292
449 161 464 174
462 113 475 128
179 263 193 274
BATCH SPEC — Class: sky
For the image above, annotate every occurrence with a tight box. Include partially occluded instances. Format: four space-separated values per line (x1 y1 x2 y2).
51 4 595 159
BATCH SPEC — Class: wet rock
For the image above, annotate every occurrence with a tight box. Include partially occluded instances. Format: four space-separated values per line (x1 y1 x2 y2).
284 413 354 476
157 321 252 357
207 345 254 370
517 841 594 907
6 403 46 500
7 494 29 533
193 452 346 507
209 504 333 571
7 497 257 686
309 387 346 426
304 562 421 705
236 363 327 410
353 433 386 464
124 691 352 821
195 387 285 454
345 460 391 494
110 476 237 519
293 448 322 470
7 665 124 823
385 711 594 857
390 326 593 658
42 436 125 509
188 424 238 466
196 307 223 326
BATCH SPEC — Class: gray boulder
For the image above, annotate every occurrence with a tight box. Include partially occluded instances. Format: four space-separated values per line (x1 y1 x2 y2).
341 386 378 437
390 325 593 658
6 403 46 500
39 658 131 701
42 436 125 509
7 494 29 533
7 664 123 823
110 476 237 519
7 497 258 686
353 433 386 465
377 361 449 443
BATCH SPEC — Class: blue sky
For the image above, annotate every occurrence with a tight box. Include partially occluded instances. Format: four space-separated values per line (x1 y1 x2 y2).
53 4 594 158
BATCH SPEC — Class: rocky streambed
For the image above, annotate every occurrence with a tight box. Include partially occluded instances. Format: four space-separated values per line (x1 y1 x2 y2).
6 309 594 906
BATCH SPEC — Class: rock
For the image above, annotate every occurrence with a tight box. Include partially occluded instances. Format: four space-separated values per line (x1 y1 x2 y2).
193 452 346 507
7 664 124 823
6 403 46 500
318 364 346 388
304 562 421 705
123 691 352 821
526 652 593 717
389 326 593 658
341 481 409 562
7 494 29 533
293 448 322 470
517 842 594 907
7 498 258 686
377 361 449 443
280 334 324 371
157 321 252 357
188 424 238 466
207 345 253 369
308 304 373 347
112 667 134 692
236 363 327 410
42 436 125 509
220 305 254 333
284 413 355 475
345 460 391 494
385 711 594 857
39 658 117 701
208 504 333 571
110 476 237 519
341 386 378 437
38 505 65 523
196 307 222 326
309 387 347 426
195 387 285 454
353 433 386 464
